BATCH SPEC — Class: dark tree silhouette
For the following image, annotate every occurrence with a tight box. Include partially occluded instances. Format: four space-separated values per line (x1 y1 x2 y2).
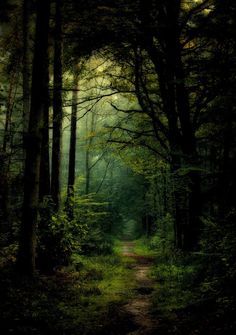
17 0 50 275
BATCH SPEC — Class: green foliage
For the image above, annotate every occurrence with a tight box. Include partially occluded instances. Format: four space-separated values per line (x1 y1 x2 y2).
80 227 113 255
122 219 141 240
48 209 88 259
199 212 236 299
149 214 175 251
0 243 18 267
149 247 202 315
145 210 236 326
37 197 78 269
37 192 115 270
70 193 114 255
0 251 136 335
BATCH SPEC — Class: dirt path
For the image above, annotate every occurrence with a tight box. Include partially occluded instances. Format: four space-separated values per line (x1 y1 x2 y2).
121 241 158 335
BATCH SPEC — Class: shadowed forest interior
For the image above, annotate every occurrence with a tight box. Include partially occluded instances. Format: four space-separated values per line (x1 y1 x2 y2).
0 0 236 334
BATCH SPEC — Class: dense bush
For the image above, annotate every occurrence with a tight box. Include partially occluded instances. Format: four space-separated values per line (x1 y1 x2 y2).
200 212 236 298
37 193 114 271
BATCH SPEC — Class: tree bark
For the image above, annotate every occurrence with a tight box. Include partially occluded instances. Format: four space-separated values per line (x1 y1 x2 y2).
140 0 201 250
39 61 50 200
85 112 95 194
0 71 16 235
67 71 78 217
17 0 50 275
22 0 30 136
171 34 201 251
51 0 63 210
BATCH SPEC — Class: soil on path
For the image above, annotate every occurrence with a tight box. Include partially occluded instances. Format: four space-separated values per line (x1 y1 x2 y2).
121 241 158 335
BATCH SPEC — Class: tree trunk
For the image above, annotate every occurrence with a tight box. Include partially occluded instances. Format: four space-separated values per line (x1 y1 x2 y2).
172 37 201 251
22 0 30 136
140 1 201 250
0 71 16 237
85 142 90 195
51 0 63 210
0 154 10 239
85 112 95 194
67 71 78 217
17 0 50 275
218 103 234 216
39 61 50 200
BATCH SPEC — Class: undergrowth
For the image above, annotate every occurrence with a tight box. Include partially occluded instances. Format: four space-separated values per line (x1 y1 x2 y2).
144 231 236 334
150 251 201 314
2 236 236 334
0 250 135 335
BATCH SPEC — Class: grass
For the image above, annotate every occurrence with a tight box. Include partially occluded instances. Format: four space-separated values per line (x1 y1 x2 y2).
150 260 198 314
3 237 234 334
114 237 157 257
112 239 124 254
72 253 136 304
133 238 157 257
0 246 137 335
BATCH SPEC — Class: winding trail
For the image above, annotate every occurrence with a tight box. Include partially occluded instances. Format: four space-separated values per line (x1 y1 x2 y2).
121 241 158 335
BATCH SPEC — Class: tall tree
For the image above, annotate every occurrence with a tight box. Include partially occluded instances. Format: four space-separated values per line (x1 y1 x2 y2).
67 70 78 212
51 0 63 210
0 70 17 239
17 0 50 275
39 52 50 200
85 111 96 194
22 0 30 135
137 0 202 250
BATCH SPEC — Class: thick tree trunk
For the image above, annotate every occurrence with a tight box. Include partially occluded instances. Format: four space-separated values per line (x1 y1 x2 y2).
155 57 186 249
140 0 202 250
51 0 63 210
218 105 234 216
37 64 51 272
172 40 201 251
156 60 200 250
17 0 50 275
22 0 30 136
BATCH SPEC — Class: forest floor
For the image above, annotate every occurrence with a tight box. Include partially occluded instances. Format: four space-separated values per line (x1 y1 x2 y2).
119 240 236 335
1 240 236 334
120 241 158 334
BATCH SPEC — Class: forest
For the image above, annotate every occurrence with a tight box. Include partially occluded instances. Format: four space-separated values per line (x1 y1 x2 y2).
0 0 236 334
